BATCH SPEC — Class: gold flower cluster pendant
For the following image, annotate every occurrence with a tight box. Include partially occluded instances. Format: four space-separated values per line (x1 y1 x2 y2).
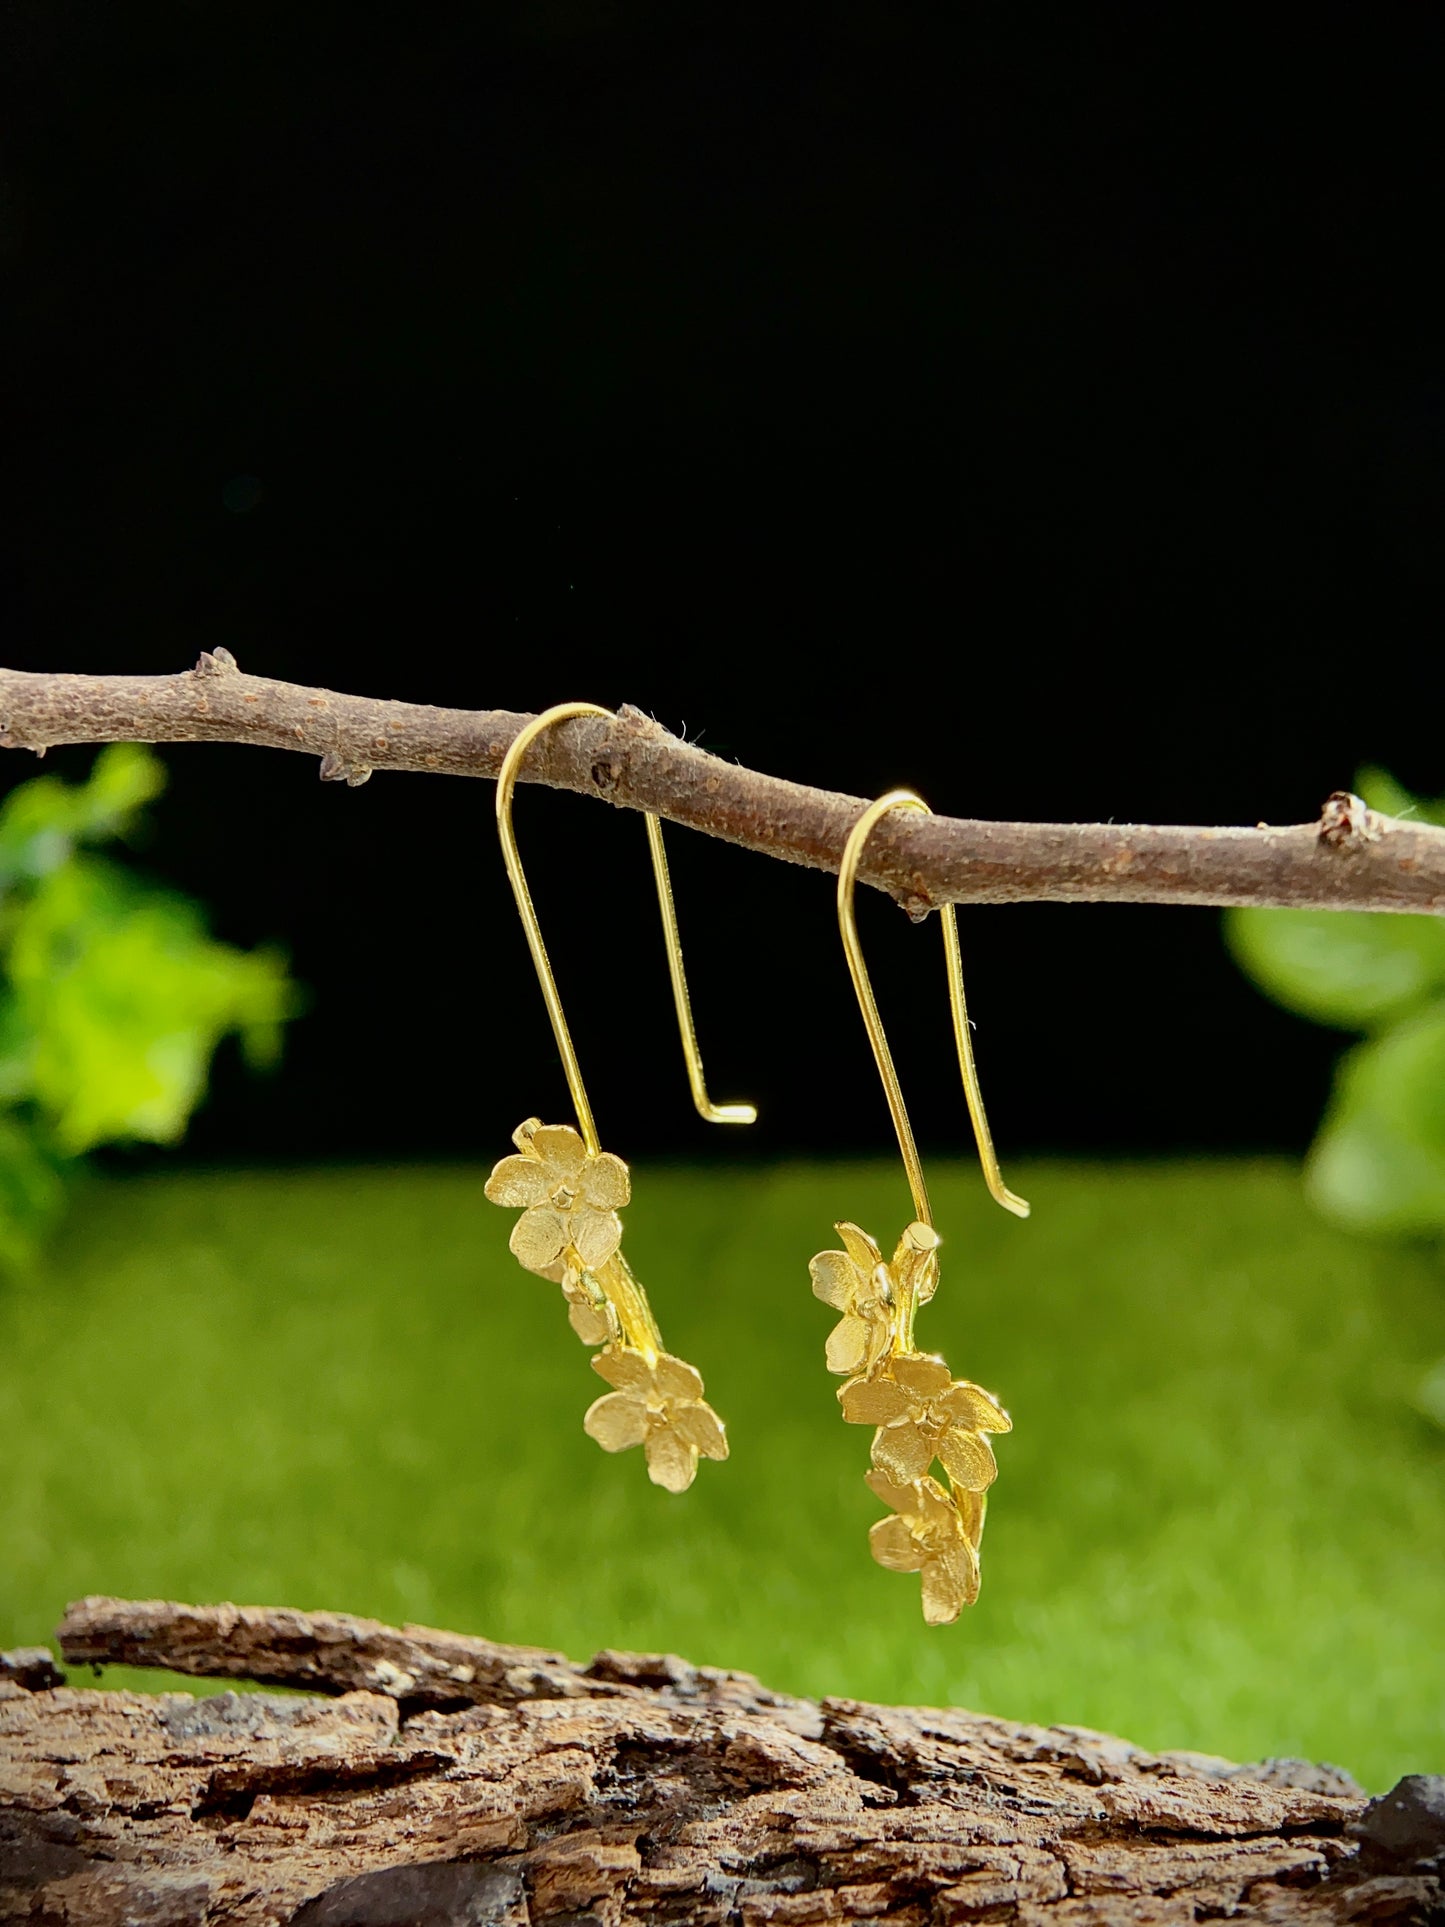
486 1118 728 1495
812 1219 1010 1625
484 1125 1012 1623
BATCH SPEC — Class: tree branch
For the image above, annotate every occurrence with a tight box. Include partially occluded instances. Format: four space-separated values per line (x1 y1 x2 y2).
3 657 1442 914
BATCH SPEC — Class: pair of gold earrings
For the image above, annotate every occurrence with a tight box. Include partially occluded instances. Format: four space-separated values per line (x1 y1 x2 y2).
483 704 1028 1625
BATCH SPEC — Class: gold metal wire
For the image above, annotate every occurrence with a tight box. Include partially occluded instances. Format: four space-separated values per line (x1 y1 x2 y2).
837 791 1030 1225
495 702 757 1154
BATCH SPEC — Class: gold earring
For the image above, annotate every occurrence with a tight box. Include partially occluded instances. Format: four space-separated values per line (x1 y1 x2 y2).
485 703 755 1492
811 790 1029 1623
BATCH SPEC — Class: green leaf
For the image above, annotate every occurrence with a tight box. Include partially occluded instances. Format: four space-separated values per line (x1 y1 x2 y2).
0 991 37 1104
1416 1358 1445 1430
0 745 166 891
1355 765 1445 830
0 1113 69 1269
5 857 296 1153
1306 1003 1445 1231
0 745 298 1261
1224 906 1445 1032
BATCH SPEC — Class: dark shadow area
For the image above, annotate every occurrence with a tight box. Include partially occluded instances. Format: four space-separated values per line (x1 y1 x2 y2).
2 7 1439 1159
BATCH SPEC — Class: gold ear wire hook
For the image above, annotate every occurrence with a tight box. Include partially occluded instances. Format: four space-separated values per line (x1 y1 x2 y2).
495 702 756 1153
837 790 1029 1223
643 815 757 1127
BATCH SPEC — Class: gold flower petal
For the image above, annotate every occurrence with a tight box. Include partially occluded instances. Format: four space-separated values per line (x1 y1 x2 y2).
653 1353 705 1401
955 1544 983 1610
890 1353 953 1397
809 1249 857 1311
911 1250 940 1307
914 1472 958 1519
824 1315 874 1377
838 1377 915 1427
870 1419 933 1484
583 1390 648 1452
868 1514 925 1574
863 1318 895 1372
672 1398 728 1460
570 1205 623 1271
937 1428 998 1492
531 1124 588 1174
864 1467 918 1515
592 1346 652 1391
485 1154 553 1208
580 1152 630 1210
921 1543 978 1625
644 1427 698 1493
510 1206 569 1272
955 1485 985 1546
566 1294 617 1346
939 1381 1012 1435
837 1221 885 1273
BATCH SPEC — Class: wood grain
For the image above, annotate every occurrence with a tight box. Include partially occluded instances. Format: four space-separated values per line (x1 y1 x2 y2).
1 1598 1438 1923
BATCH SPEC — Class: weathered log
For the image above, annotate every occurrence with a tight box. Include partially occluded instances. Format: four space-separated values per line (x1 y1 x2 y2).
1 1598 1441 1925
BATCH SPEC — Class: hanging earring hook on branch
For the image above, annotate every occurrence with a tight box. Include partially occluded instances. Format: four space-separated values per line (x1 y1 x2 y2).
487 701 741 1492
808 788 1026 1625
494 701 756 1154
837 789 1029 1225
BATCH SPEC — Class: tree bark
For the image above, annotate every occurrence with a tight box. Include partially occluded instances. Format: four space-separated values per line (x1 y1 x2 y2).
2 1599 1440 1924
3 659 1444 914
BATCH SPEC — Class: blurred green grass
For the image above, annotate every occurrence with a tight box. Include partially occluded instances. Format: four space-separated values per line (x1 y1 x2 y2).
1 1159 1441 1789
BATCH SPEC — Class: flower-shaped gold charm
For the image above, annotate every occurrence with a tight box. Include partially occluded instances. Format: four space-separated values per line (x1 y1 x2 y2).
840 1354 1011 1489
542 1260 621 1348
811 1212 1012 1621
584 1347 729 1492
865 1469 983 1625
485 1119 630 1273
488 1119 727 1488
810 1221 939 1375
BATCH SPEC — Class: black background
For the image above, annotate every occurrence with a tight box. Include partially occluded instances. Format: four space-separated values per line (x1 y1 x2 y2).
2 7 1441 1168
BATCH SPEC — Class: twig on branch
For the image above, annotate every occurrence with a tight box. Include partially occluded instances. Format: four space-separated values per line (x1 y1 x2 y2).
2 656 1443 914
3 1597 1438 1925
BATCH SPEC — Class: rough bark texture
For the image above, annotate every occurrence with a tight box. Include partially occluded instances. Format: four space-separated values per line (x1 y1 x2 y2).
3 660 1445 914
2 1600 1441 1925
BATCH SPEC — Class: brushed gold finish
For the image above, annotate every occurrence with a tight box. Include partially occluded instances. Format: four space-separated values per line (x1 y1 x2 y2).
813 791 1027 1622
485 704 749 1490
